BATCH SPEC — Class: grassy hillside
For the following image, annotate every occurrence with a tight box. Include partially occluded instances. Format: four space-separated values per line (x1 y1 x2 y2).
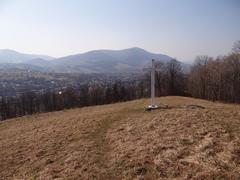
0 97 240 179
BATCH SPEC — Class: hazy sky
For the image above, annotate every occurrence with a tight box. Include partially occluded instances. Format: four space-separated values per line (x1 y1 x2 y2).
0 0 239 62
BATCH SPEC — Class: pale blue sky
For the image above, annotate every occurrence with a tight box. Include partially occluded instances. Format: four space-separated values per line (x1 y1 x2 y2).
0 0 239 62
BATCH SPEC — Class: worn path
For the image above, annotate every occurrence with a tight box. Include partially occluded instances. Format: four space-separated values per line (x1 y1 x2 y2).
0 97 240 179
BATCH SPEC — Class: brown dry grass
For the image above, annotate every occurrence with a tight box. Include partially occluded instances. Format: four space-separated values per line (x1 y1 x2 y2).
0 96 240 179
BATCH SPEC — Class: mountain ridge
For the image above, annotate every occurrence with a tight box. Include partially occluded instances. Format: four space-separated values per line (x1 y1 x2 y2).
0 47 188 73
0 49 54 63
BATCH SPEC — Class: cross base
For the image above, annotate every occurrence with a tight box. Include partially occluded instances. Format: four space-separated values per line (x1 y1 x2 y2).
145 105 160 111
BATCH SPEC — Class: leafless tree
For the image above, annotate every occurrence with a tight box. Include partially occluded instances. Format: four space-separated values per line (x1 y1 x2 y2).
233 40 240 54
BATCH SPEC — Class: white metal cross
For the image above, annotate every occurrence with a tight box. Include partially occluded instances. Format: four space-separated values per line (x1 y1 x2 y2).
151 59 155 106
145 59 159 110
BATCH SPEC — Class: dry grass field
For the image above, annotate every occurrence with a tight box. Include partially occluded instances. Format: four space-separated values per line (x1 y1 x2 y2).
0 96 240 179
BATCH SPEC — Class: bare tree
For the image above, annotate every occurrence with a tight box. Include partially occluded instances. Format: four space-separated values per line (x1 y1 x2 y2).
233 40 240 54
188 56 211 99
166 59 184 95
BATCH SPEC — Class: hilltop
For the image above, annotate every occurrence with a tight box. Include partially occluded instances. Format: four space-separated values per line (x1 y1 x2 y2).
0 97 240 179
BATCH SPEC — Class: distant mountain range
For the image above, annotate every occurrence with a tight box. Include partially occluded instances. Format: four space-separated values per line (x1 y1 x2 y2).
0 48 189 73
0 49 54 63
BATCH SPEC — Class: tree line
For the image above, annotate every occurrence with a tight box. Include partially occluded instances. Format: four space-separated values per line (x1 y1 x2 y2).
0 41 239 121
0 81 152 121
188 41 240 102
188 53 240 103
